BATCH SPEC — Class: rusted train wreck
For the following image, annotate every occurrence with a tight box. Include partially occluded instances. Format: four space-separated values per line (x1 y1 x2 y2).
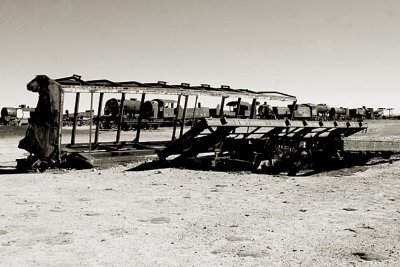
17 75 400 174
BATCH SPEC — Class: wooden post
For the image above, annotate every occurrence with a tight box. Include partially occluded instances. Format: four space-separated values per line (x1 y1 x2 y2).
94 92 104 145
171 94 182 141
250 98 257 119
116 93 126 143
235 97 242 118
179 95 189 138
71 92 80 145
219 96 226 118
134 93 146 143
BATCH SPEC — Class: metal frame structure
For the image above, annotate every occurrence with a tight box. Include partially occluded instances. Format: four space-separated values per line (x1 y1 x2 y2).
52 75 297 166
19 75 400 173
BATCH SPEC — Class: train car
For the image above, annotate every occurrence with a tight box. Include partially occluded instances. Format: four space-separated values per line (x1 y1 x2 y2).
287 104 312 120
349 108 366 120
1 106 34 126
101 98 181 130
63 110 96 127
365 108 374 119
272 106 291 119
1 107 19 125
329 107 349 120
215 101 251 118
373 108 384 119
147 99 177 120
311 104 330 120
278 103 330 121
104 98 142 118
182 104 210 122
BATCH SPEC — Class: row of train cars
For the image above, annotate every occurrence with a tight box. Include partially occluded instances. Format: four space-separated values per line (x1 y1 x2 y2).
0 98 395 129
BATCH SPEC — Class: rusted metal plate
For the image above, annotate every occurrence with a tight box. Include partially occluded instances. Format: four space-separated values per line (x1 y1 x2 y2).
343 139 400 152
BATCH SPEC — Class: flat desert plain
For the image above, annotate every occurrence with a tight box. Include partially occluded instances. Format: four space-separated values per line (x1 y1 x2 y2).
0 120 399 266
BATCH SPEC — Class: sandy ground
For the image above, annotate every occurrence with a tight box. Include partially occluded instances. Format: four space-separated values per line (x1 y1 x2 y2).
0 121 399 266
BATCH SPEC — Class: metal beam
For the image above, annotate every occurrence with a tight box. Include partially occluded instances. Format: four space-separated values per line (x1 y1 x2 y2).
116 93 126 143
94 93 104 145
235 97 242 118
71 93 80 145
171 94 182 141
134 93 146 143
180 95 189 138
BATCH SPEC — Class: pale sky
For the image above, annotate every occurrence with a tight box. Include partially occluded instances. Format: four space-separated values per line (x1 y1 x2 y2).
1 0 399 112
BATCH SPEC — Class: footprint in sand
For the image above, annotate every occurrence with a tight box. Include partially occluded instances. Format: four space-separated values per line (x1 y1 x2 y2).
42 232 74 245
15 200 35 205
49 206 65 212
0 229 8 235
155 198 168 203
237 250 265 258
84 212 101 216
108 228 129 236
139 217 171 224
210 188 221 192
353 252 388 261
17 210 38 219
2 240 16 246
225 236 251 242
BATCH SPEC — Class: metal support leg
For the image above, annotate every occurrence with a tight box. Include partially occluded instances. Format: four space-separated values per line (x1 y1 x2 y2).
235 97 242 118
219 96 226 118
172 94 182 141
250 98 257 119
94 93 104 145
71 93 80 145
135 93 146 143
116 93 126 143
180 95 189 138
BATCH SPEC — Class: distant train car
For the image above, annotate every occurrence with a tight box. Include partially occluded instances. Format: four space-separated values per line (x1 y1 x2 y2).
220 101 251 118
1 107 19 125
365 108 374 119
350 107 374 120
63 110 95 127
1 106 34 126
181 104 210 121
273 103 330 121
373 108 384 119
287 104 313 119
146 99 178 120
104 98 142 118
312 104 330 119
329 107 349 120
100 98 210 130
349 108 366 120
272 106 291 119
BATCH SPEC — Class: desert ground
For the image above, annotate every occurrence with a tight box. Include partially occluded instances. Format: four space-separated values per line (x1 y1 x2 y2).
0 120 399 266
